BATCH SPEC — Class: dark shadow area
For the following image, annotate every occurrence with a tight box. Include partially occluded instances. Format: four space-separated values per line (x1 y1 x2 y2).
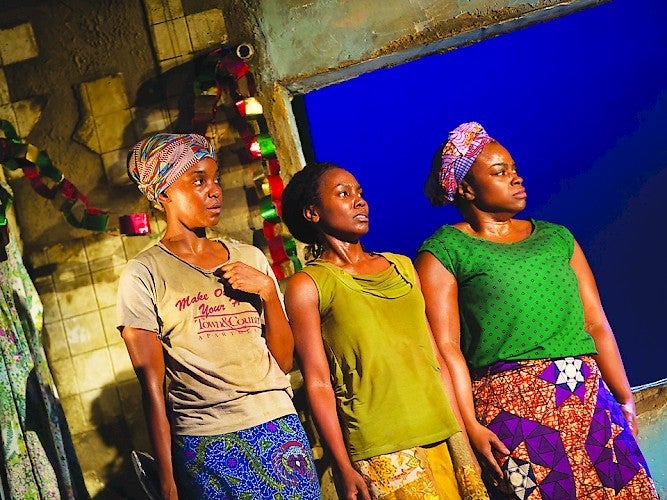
85 383 147 500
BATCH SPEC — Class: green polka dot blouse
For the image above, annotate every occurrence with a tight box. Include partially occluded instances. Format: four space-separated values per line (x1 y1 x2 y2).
419 219 597 371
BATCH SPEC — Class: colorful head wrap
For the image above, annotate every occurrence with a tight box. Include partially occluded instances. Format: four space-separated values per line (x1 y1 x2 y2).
424 121 494 206
127 133 216 203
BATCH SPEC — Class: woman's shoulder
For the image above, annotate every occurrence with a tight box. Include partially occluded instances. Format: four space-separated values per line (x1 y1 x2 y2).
419 224 467 254
425 224 467 242
224 240 270 266
125 243 166 272
377 251 412 268
531 219 574 238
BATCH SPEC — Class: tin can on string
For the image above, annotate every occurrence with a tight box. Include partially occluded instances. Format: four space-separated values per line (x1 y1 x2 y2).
119 213 151 236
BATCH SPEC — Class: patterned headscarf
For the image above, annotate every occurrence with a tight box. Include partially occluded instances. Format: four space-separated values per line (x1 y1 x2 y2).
424 122 494 206
127 133 216 203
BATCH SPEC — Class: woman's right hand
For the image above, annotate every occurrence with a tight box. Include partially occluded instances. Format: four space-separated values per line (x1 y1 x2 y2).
467 422 510 484
339 464 371 500
160 478 178 500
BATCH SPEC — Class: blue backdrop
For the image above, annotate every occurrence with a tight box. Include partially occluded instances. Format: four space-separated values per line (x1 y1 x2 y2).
297 0 667 385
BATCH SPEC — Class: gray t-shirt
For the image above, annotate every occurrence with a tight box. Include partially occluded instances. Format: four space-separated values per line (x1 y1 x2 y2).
117 240 295 436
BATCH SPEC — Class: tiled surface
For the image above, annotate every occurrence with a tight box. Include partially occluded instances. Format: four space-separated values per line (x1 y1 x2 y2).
42 320 70 361
143 0 184 25
0 98 44 140
0 23 39 65
186 9 227 52
80 386 122 426
132 105 173 137
118 380 151 450
152 17 192 62
36 234 132 435
64 311 106 355
158 54 193 73
121 233 155 260
101 149 132 186
50 357 80 397
141 0 228 72
82 75 130 117
47 240 88 273
100 306 122 346
61 395 93 434
15 2 235 492
72 348 115 392
91 266 123 309
84 233 126 270
34 276 62 324
94 109 134 153
108 342 135 383
0 69 9 104
75 74 136 184
54 273 99 319
12 98 44 137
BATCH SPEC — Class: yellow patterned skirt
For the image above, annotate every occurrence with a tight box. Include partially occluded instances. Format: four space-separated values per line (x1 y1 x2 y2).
354 433 488 499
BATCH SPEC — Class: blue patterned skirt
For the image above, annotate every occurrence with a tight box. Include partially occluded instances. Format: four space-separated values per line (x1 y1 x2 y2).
172 413 321 499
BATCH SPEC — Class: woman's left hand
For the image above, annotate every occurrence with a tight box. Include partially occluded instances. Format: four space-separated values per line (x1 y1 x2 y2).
217 262 276 301
619 400 639 437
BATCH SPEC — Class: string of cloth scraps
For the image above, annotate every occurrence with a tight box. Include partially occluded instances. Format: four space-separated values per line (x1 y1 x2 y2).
0 119 109 231
193 45 303 277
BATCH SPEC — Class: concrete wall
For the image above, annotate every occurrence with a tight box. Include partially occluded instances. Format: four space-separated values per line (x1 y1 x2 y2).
635 380 667 499
220 0 608 179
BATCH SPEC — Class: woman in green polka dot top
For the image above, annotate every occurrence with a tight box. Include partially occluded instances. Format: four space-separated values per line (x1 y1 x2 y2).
415 122 657 499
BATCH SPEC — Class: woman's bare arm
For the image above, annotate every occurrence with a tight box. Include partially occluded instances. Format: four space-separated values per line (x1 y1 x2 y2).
122 327 178 499
285 272 370 500
570 240 637 435
416 251 509 480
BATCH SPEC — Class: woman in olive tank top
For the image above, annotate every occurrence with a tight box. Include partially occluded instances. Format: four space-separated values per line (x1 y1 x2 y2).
282 162 488 500
416 122 657 499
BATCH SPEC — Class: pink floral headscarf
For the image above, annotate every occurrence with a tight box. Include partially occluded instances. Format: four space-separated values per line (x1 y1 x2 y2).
424 122 494 205
127 133 216 203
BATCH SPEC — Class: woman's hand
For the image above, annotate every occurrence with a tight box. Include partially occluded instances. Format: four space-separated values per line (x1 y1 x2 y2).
338 465 371 500
218 262 276 301
467 422 510 484
160 478 179 499
619 400 638 437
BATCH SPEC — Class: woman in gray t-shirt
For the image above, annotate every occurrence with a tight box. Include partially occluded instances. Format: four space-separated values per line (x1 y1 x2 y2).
118 133 320 499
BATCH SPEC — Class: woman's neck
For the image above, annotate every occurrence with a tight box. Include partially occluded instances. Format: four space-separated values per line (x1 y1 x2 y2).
319 238 389 275
160 225 227 265
457 210 530 243
319 239 366 266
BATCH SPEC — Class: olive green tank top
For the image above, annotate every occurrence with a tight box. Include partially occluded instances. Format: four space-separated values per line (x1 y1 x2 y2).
419 219 597 371
301 253 459 461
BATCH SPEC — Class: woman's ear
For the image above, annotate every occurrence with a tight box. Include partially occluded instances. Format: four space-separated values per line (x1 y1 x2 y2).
157 191 169 205
303 205 320 223
458 181 475 201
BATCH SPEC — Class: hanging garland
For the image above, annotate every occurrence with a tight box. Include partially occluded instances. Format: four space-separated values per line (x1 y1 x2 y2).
194 46 302 280
0 120 109 232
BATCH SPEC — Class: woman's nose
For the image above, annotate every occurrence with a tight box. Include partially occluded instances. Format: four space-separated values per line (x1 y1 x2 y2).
210 182 222 197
